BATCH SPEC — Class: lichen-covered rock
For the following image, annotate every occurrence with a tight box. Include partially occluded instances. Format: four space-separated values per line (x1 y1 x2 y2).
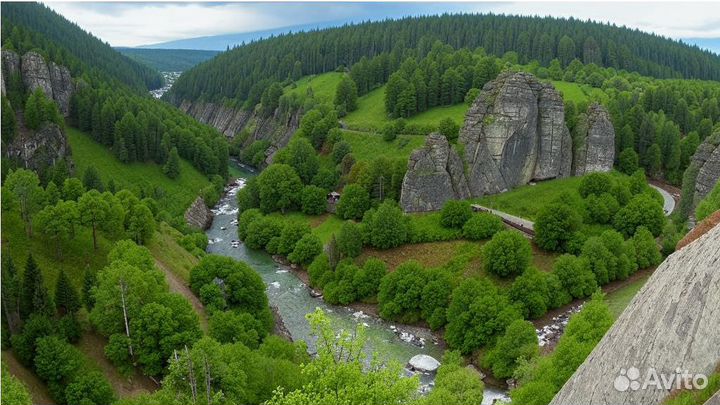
185 196 213 230
21 51 54 99
549 223 720 405
400 133 469 212
572 103 615 175
459 72 573 195
692 135 720 206
177 100 301 167
4 123 68 171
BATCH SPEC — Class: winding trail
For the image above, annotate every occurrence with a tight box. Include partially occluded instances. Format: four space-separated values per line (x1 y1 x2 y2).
155 259 208 331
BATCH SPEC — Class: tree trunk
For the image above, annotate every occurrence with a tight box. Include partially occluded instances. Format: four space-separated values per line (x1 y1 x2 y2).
119 280 134 358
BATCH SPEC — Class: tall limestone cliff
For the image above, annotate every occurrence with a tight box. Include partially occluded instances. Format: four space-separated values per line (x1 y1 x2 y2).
1 50 75 116
691 134 720 206
572 103 616 175
550 222 720 405
401 72 615 212
177 100 301 167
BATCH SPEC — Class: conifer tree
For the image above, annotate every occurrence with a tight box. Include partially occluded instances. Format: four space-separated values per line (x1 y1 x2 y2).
82 268 97 310
19 255 54 319
163 147 181 179
82 166 104 192
55 270 80 315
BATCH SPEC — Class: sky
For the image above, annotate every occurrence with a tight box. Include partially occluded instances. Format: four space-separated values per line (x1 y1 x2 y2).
47 1 720 53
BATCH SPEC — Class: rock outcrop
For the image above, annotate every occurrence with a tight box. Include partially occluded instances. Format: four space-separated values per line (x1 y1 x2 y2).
549 223 720 405
572 103 616 175
177 100 301 167
185 196 213 230
691 135 720 206
4 123 69 171
1 50 74 116
400 72 619 212
400 133 469 212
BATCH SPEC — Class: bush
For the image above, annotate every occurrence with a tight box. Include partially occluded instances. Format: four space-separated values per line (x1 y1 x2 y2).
64 371 115 405
578 172 613 198
440 200 472 228
307 253 332 288
632 227 662 268
336 184 370 220
462 212 504 240
613 194 665 237
288 233 322 265
336 221 363 258
363 201 410 249
353 259 387 300
209 310 264 348
482 231 532 277
437 117 460 141
276 222 311 256
534 202 582 252
237 208 263 240
508 267 550 319
378 261 425 322
332 141 351 164
245 216 283 250
483 319 539 379
552 254 598 299
382 119 406 142
300 185 327 215
586 193 620 224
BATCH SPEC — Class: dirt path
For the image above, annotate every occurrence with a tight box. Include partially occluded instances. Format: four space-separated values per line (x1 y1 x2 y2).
77 332 158 399
155 259 208 331
2 350 56 405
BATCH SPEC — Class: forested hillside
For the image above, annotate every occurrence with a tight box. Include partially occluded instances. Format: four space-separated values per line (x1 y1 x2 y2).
116 48 220 72
169 13 720 106
2 2 162 91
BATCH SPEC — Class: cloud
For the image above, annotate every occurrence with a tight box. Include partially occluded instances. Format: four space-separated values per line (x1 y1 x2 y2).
47 1 720 48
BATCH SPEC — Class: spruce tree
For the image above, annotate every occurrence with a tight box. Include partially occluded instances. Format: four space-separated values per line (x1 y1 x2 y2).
82 166 104 192
19 255 54 319
55 270 80 314
82 268 97 310
163 147 181 179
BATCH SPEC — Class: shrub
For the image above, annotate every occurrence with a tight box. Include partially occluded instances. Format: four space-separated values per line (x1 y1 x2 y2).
483 319 539 379
378 261 425 322
245 216 283 250
482 231 532 277
578 172 613 198
336 184 370 220
462 212 504 240
613 194 665 237
300 185 327 215
332 141 351 164
209 310 264 348
632 227 662 268
277 222 311 256
534 202 582 252
438 117 460 141
307 253 331 288
64 371 115 405
618 148 639 174
508 267 550 319
288 233 323 265
552 254 597 299
336 221 363 258
440 200 472 228
586 193 620 224
363 201 410 249
352 259 387 300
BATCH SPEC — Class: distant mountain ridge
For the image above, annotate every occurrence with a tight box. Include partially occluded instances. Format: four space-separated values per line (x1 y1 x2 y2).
116 48 220 72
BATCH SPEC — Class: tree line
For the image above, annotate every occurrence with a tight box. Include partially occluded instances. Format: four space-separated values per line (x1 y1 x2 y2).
169 12 720 108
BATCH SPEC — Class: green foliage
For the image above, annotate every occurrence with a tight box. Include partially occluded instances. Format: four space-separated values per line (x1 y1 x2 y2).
462 212 504 240
586 193 620 224
245 216 283 250
552 254 598 299
82 166 105 192
613 194 665 237
275 137 319 183
23 88 63 130
440 200 472 228
162 147 181 179
288 233 323 265
378 261 426 322
334 75 359 112
1 363 32 405
445 278 522 354
632 227 662 268
423 351 485 405
363 201 410 249
509 267 551 319
300 185 327 215
482 230 532 277
54 270 80 314
209 310 265 348
4 168 45 237
578 172 613 198
483 319 539 379
534 202 583 252
19 254 55 319
256 164 303 213
117 48 219 71
438 117 460 141
336 184 370 220
696 181 720 221
276 222 311 256
336 220 363 258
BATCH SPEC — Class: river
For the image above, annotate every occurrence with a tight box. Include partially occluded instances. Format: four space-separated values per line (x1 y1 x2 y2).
205 162 509 404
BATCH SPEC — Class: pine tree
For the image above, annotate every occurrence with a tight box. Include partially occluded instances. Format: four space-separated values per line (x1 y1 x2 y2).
82 166 104 192
82 268 97 310
19 254 54 319
558 35 576 66
55 270 80 315
163 147 181 179
23 90 42 130
334 76 358 112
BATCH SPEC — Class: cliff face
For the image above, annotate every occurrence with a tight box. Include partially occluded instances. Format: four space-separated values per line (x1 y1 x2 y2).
184 196 213 230
1 50 75 116
549 223 720 405
573 103 616 175
178 100 301 167
401 72 615 212
5 123 69 171
691 135 720 206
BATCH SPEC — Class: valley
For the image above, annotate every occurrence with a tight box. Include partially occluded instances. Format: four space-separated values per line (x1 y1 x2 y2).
1 3 719 405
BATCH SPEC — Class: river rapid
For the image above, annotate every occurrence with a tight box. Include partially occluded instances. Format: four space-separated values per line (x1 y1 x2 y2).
206 162 509 404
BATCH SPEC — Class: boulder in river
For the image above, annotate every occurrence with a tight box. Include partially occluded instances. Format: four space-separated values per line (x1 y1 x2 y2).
408 354 441 373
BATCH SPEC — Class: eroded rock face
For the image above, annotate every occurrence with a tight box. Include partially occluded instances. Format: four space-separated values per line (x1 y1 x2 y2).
400 133 469 212
573 103 615 175
185 196 214 230
178 100 301 167
549 223 720 405
692 135 720 205
2 50 74 116
5 123 68 171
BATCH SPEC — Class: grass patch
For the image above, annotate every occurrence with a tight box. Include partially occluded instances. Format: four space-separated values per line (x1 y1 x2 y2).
268 211 344 244
146 222 200 283
358 240 473 271
67 127 211 216
341 130 426 162
605 273 650 318
550 80 609 105
343 84 468 132
286 72 344 104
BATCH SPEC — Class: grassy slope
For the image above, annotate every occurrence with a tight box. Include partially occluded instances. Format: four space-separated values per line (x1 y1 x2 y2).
341 130 426 162
343 84 468 132
285 72 344 104
550 80 608 105
67 127 210 216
